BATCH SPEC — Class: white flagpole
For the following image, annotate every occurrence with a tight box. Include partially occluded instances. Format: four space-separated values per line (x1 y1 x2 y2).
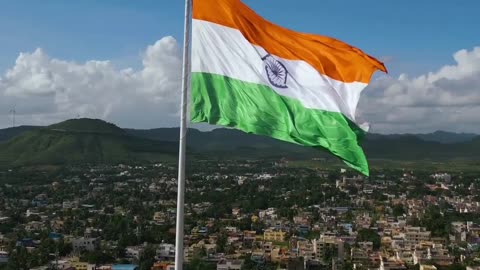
175 0 192 270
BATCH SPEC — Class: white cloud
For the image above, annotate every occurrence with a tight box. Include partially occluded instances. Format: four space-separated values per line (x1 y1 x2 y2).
359 46 480 134
1 38 480 134
0 36 182 129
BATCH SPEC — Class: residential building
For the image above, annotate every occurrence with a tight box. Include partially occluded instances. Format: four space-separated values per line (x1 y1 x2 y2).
297 240 315 261
380 258 407 270
151 262 175 270
420 265 437 270
217 259 244 270
405 227 431 246
157 243 175 261
264 229 286 242
351 248 369 267
243 230 256 243
72 237 100 253
313 236 344 262
125 246 144 260
68 257 95 270
0 250 8 264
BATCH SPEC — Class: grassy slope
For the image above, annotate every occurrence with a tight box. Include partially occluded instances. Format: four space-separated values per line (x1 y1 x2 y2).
0 119 178 167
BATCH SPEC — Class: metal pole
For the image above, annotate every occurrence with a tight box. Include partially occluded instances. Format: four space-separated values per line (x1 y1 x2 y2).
175 0 192 270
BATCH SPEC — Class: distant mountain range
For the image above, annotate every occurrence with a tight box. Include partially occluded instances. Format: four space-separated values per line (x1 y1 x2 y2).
2 123 476 145
366 130 478 144
0 118 479 167
125 127 480 160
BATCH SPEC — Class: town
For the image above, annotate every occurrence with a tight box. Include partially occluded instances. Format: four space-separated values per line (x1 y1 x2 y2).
0 159 479 270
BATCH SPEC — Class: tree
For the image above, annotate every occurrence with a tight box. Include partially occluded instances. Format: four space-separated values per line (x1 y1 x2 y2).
6 247 29 270
82 250 115 264
421 206 450 237
356 229 381 250
442 264 466 270
344 210 354 223
139 245 156 270
216 232 228 253
323 245 338 263
241 254 256 270
187 256 216 270
392 204 405 217
341 261 353 270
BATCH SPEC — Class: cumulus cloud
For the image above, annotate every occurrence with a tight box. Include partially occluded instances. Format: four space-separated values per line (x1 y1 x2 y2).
1 38 480 134
359 47 480 134
0 37 182 129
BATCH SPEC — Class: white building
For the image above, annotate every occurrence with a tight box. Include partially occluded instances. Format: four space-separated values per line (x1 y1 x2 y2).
157 243 175 260
217 259 244 270
125 246 144 260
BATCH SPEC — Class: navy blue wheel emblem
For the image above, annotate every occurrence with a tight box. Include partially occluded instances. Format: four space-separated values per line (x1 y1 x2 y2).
262 54 288 88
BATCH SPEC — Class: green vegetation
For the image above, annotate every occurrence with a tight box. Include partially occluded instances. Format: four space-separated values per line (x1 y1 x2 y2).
1 118 480 170
0 119 178 167
356 229 381 249
6 239 71 269
0 125 39 142
49 118 124 134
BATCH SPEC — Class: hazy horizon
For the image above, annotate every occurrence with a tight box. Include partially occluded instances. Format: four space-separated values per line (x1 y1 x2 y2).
1 117 479 136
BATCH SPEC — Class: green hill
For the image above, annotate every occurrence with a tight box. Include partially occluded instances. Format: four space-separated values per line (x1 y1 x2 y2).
0 125 40 142
415 130 477 144
0 119 178 167
48 118 124 134
361 134 479 160
1 119 480 167
126 127 322 159
127 127 480 161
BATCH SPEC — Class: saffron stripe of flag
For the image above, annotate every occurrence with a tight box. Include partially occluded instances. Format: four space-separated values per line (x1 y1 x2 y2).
192 0 386 83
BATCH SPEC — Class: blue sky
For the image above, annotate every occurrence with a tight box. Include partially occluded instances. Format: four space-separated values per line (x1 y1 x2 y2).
1 0 478 75
1 1 479 133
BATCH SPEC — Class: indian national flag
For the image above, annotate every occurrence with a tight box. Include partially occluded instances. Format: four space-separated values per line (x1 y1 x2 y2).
190 0 387 175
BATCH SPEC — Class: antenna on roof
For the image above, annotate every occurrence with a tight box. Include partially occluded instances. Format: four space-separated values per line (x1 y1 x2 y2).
8 106 16 128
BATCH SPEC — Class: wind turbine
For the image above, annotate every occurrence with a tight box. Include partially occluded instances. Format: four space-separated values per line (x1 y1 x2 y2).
9 106 16 128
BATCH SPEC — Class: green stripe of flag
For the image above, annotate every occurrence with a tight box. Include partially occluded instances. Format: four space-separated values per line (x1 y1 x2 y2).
190 72 369 175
